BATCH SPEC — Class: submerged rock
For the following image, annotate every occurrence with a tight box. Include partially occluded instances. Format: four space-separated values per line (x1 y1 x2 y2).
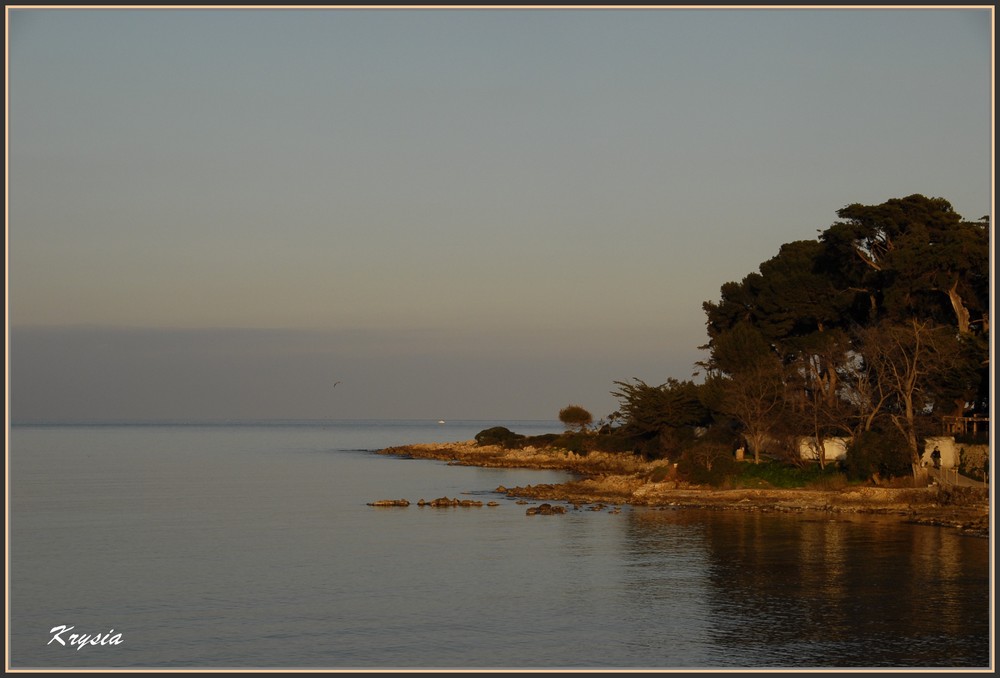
526 503 567 516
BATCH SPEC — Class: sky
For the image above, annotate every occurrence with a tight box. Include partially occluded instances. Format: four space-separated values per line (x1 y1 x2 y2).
6 6 994 423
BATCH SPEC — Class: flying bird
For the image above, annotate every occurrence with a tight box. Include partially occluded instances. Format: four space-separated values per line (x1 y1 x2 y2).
334 381 342 388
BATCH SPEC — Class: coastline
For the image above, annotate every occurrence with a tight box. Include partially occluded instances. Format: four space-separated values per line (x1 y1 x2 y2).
376 440 991 537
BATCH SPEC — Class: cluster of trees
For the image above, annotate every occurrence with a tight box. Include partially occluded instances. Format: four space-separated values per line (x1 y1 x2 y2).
606 194 989 480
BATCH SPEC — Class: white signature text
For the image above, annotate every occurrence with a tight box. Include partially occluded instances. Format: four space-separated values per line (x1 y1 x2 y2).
48 625 124 650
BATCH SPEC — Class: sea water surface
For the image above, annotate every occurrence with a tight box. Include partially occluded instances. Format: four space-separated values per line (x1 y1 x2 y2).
8 421 993 669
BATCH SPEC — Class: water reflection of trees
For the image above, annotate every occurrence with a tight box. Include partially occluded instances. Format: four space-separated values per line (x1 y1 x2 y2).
623 509 989 668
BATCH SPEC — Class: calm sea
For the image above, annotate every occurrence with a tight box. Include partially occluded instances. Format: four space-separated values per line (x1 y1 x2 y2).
7 421 993 670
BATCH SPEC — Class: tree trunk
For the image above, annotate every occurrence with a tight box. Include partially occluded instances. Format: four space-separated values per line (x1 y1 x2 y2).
948 279 971 335
748 432 764 464
813 433 826 470
951 398 966 420
892 403 921 480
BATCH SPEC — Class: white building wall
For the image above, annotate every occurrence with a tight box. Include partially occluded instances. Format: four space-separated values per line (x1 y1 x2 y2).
799 437 850 462
796 434 984 472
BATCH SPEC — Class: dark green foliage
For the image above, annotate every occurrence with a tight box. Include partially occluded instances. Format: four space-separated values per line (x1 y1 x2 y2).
734 460 846 489
843 428 912 481
702 275 763 345
929 332 990 418
821 195 989 333
676 447 740 486
611 378 710 459
701 321 774 376
482 428 637 456
755 240 850 342
546 430 637 456
523 433 561 447
632 437 667 460
703 241 850 363
678 455 850 489
567 193 992 481
474 426 525 448
696 194 989 478
551 432 588 455
703 240 851 380
589 431 640 453
612 378 709 430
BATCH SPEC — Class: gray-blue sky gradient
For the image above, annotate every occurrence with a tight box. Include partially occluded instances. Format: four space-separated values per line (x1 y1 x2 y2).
7 7 993 422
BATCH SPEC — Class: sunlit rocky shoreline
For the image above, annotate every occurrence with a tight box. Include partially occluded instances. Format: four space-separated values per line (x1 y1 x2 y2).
375 441 990 537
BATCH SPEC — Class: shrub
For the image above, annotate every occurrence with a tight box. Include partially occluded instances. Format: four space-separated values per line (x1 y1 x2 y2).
588 431 638 454
844 428 911 481
523 433 561 447
957 446 988 482
550 432 588 455
637 437 668 460
474 426 526 448
676 446 740 487
647 465 675 483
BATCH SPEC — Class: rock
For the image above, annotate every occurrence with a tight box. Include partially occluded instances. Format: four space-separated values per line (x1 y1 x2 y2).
367 499 410 507
526 503 567 516
417 496 483 507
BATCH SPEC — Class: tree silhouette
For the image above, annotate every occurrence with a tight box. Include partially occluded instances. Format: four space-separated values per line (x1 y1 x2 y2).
558 405 593 432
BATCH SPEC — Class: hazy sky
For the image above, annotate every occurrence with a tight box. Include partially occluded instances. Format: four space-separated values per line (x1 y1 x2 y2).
6 6 993 423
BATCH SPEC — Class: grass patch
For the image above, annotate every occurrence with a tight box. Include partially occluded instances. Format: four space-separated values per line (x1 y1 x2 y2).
731 461 848 489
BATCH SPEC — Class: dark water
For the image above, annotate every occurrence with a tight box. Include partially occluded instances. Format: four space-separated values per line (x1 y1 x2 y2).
7 422 993 669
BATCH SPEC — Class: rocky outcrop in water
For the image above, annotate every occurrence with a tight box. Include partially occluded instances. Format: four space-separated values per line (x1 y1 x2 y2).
525 503 567 515
417 497 484 507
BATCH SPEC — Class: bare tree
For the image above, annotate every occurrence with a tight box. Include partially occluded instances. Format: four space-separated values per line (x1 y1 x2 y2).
784 333 852 469
710 359 786 464
838 350 891 437
854 319 958 477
